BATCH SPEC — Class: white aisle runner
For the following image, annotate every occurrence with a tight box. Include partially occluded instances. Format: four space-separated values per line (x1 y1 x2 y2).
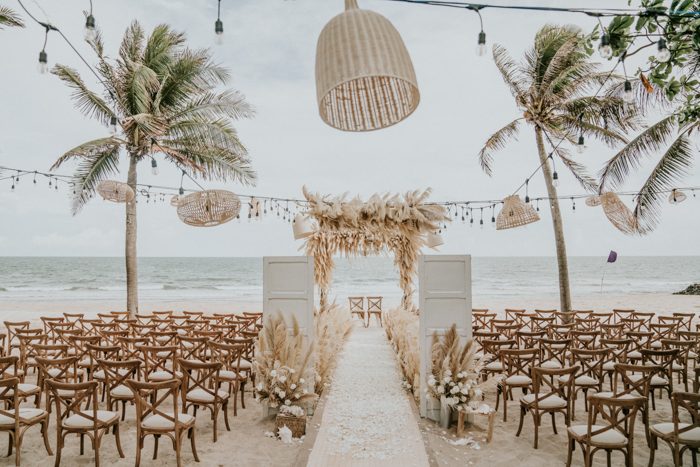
307 326 430 467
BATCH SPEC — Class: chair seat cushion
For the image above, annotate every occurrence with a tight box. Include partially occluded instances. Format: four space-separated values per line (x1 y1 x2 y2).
63 410 118 428
521 393 567 409
504 375 531 386
672 363 685 371
650 375 668 386
559 375 599 386
484 361 503 371
568 425 627 447
94 368 130 381
237 359 252 370
627 351 641 359
110 385 133 398
602 362 617 371
219 370 244 381
148 370 183 381
9 383 41 396
540 360 562 369
48 368 83 378
186 388 229 403
0 408 47 426
142 412 194 430
651 423 700 443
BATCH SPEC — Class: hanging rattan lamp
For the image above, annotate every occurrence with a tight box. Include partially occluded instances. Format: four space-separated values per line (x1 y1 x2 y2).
176 190 241 227
668 189 687 204
600 192 638 234
315 0 420 132
496 195 540 230
96 180 135 203
585 195 602 207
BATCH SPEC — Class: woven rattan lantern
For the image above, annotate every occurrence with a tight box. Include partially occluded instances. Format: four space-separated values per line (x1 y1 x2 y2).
585 195 601 207
600 192 638 234
176 190 241 227
96 180 134 203
315 0 420 132
425 231 444 249
293 214 314 240
496 195 540 230
669 189 687 204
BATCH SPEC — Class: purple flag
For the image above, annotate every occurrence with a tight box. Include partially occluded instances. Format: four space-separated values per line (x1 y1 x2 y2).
607 250 618 263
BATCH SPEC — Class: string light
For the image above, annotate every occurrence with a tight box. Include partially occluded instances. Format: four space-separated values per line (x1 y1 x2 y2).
38 25 49 74
657 38 671 62
473 8 487 57
84 0 96 41
109 116 118 135
598 33 613 59
215 0 224 45
150 158 159 176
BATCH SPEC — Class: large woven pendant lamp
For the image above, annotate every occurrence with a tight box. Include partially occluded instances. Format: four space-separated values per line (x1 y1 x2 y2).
315 0 420 131
496 195 540 230
176 190 241 227
600 192 638 234
97 180 135 203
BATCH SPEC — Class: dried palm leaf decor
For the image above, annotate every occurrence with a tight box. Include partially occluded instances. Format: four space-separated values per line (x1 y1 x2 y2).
315 0 420 131
495 195 540 230
302 186 448 308
668 189 687 204
176 189 241 227
96 180 135 203
600 192 639 234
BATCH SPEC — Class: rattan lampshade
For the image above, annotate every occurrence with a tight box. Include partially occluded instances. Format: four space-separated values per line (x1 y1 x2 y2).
600 192 638 234
496 195 540 230
668 189 687 204
293 214 314 240
425 231 444 249
169 195 181 207
96 180 134 203
585 195 601 207
176 190 241 227
315 0 420 132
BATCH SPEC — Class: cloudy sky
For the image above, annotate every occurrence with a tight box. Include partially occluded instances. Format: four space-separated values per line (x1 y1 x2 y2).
0 0 697 258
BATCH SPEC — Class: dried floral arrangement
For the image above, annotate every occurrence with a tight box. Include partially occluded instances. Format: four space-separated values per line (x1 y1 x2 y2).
302 186 448 307
314 302 353 394
426 325 487 412
254 313 317 409
385 307 420 400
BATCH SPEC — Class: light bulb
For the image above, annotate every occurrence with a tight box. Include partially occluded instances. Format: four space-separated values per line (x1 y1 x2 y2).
109 116 118 135
598 34 613 59
179 187 185 196
577 135 586 154
38 50 48 74
476 31 487 57
657 38 671 63
623 80 634 103
552 171 559 187
215 19 224 45
84 15 96 41
151 159 159 176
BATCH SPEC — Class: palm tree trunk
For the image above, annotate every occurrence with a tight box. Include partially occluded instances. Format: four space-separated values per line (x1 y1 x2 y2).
125 153 139 317
535 126 572 317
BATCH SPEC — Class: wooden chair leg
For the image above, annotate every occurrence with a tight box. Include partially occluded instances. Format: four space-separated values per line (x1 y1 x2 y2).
41 419 53 455
115 423 125 458
153 434 159 460
135 434 142 467
190 427 199 462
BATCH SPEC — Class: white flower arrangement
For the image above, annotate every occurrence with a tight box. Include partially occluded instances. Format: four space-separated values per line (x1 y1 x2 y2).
279 405 305 418
426 325 488 411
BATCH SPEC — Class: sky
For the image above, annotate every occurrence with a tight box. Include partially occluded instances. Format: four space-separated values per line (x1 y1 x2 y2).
0 0 697 258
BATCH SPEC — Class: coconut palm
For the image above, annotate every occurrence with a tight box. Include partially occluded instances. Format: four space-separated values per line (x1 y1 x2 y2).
0 6 24 29
51 22 255 315
478 25 638 314
599 85 698 234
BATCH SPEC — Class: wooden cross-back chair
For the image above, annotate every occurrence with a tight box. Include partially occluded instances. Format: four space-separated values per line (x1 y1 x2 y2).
0 376 52 466
530 316 555 333
626 331 653 364
40 317 64 337
138 345 182 383
517 365 578 449
4 321 30 356
209 341 248 415
649 391 700 467
85 343 121 402
134 314 156 325
538 338 571 371
641 348 678 410
494 323 521 340
633 312 656 332
45 379 124 467
473 331 500 357
366 296 383 327
473 312 496 332
504 309 526 323
127 378 198 467
480 339 516 381
548 323 574 341
590 312 614 326
62 313 84 325
117 337 149 362
599 338 632 386
516 330 546 349
575 317 600 332
348 296 366 326
178 358 230 442
69 335 102 381
566 394 645 467
0 355 41 408
565 348 609 415
209 323 238 340
148 331 178 347
607 363 659 446
34 355 80 412
151 310 174 319
178 336 210 363
672 312 695 333
570 330 601 350
621 318 645 333
601 323 626 339
96 358 141 421
17 333 46 382
495 348 537 422
661 339 693 392
612 308 635 324
650 323 680 349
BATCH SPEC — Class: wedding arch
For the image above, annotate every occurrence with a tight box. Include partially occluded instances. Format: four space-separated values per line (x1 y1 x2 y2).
300 186 449 308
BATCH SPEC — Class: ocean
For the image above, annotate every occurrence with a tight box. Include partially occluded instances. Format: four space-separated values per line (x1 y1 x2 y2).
0 256 698 308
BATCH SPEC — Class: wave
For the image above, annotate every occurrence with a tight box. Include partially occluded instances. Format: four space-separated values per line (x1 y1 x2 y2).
67 286 101 291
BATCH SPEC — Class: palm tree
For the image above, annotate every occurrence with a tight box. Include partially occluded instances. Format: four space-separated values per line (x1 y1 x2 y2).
599 84 698 234
478 25 638 314
51 22 256 316
0 6 24 29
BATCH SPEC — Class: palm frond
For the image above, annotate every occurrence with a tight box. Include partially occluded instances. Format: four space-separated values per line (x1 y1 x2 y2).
51 65 115 126
599 115 678 191
492 45 527 102
477 119 522 176
71 145 122 214
554 147 599 192
632 132 694 232
51 137 123 170
0 6 24 29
